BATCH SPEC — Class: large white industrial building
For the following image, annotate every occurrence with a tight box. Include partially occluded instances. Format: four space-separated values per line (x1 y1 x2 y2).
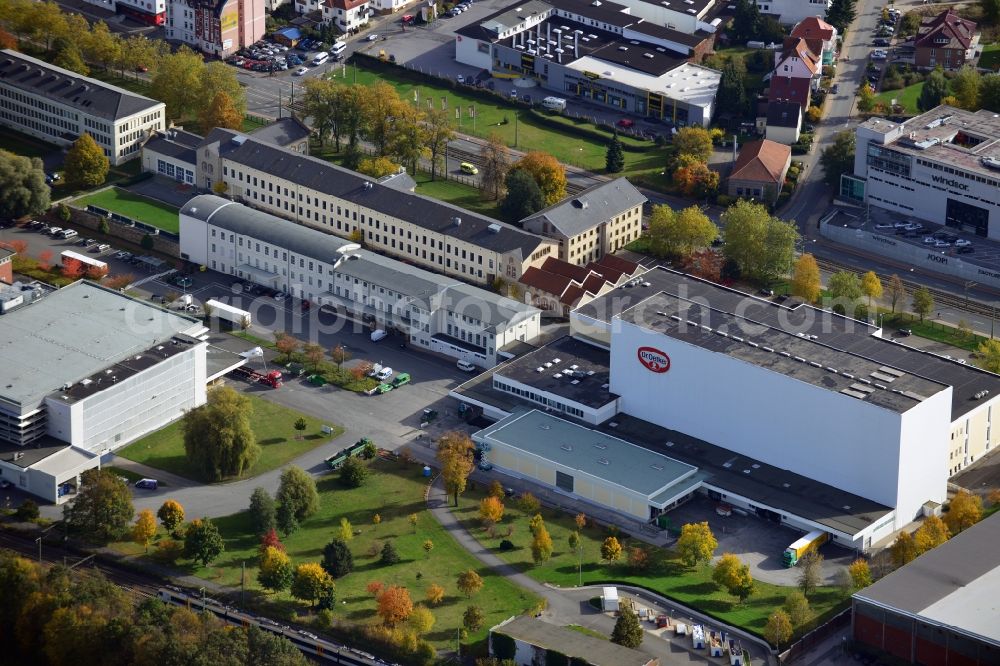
459 267 1000 551
849 105 1000 239
0 282 221 503
180 195 541 368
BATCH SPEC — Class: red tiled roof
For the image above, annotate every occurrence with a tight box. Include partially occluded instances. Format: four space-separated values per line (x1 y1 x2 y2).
729 139 791 184
324 0 368 9
592 253 640 275
915 9 977 51
768 76 812 108
522 254 640 307
790 16 836 42
540 256 590 282
779 38 819 74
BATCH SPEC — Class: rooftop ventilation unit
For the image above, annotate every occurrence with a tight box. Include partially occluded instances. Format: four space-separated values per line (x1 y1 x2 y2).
554 373 562 379
560 444 573 451
597 458 609 465
650 464 664 471
553 358 562 363
536 366 544 372
488 223 502 233
975 389 991 400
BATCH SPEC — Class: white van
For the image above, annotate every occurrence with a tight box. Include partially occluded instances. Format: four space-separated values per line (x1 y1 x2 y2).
331 41 347 57
59 229 78 239
370 329 387 342
312 52 330 66
456 359 476 372
542 96 567 111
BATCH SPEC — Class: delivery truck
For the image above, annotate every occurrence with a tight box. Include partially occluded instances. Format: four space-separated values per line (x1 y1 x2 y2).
206 299 251 328
782 530 828 567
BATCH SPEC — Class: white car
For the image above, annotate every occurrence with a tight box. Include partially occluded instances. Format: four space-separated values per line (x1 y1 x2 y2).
367 33 379 41
923 236 937 244
457 359 477 372
955 239 972 247
294 66 308 76
375 367 393 381
871 51 887 60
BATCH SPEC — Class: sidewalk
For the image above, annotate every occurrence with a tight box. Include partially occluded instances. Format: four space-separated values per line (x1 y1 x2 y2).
106 455 197 489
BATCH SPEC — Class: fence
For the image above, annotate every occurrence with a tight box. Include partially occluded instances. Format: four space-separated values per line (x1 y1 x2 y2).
780 608 851 663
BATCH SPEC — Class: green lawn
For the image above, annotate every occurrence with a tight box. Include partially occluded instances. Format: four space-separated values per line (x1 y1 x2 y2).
979 42 1000 71
330 62 670 174
874 81 924 115
881 312 986 352
119 459 539 652
117 394 341 482
0 126 59 159
452 488 849 640
103 465 167 486
74 187 181 233
413 173 501 219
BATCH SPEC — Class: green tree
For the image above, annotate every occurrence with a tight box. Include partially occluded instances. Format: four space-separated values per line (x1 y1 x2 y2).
409 605 436 635
673 126 714 164
248 487 277 536
339 517 354 542
150 46 204 120
848 559 873 589
605 131 625 173
783 590 813 627
568 531 581 551
157 499 185 535
463 605 485 632
63 468 134 542
981 74 1000 113
530 523 554 564
199 60 246 116
183 386 259 481
919 68 950 112
731 0 762 42
380 541 401 565
914 515 950 554
791 253 822 302
797 551 823 598
357 156 401 179
83 21 120 71
647 204 717 258
183 518 225 566
424 107 455 180
131 508 157 552
291 562 334 608
890 530 918 567
611 605 643 648
199 90 242 131
945 491 983 534
764 609 793 650
717 60 747 116
339 455 369 488
52 36 88 75
321 538 354 578
64 133 109 189
912 286 934 321
0 150 50 218
276 465 319 525
819 131 855 186
258 545 294 593
15 499 39 521
389 105 428 175
827 271 863 315
983 0 1000 23
457 569 484 597
860 271 883 311
951 65 982 110
722 199 798 284
975 338 1000 373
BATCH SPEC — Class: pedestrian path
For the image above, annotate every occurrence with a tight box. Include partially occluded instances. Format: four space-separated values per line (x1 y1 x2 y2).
105 455 197 489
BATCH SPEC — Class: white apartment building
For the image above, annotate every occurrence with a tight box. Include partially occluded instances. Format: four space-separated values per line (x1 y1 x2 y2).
322 0 372 32
0 50 165 165
851 106 1000 240
180 195 542 367
754 0 831 27
195 129 557 285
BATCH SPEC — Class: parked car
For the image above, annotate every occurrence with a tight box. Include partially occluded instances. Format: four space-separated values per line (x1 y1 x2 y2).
375 367 393 381
617 118 635 128
958 245 975 254
366 33 379 41
831 83 840 94
460 162 478 174
955 239 972 247
874 38 890 46
135 478 158 490
173 276 193 288
457 359 477 372
294 66 308 76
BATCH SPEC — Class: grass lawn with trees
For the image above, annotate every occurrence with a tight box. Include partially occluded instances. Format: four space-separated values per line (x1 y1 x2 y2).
117 394 340 482
980 42 1000 70
74 187 181 233
874 81 924 115
452 487 849 639
331 62 670 175
117 458 539 652
413 173 501 218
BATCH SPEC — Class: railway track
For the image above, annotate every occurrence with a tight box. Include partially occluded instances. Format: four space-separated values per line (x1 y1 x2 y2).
814 255 998 320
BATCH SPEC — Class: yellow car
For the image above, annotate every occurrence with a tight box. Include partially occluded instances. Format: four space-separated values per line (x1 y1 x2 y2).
460 162 479 175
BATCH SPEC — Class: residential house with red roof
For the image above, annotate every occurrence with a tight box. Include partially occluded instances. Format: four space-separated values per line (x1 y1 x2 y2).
768 38 821 109
727 139 791 205
322 0 372 31
750 0 830 27
913 9 979 70
790 15 838 65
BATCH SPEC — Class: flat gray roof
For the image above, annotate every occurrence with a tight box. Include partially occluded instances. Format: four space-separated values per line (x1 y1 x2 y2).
618 292 948 414
577 267 1000 420
854 513 1000 646
495 335 615 409
475 410 697 498
492 615 653 666
0 281 200 412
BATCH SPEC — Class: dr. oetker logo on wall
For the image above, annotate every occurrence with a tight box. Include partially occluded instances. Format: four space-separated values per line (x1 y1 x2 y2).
637 347 670 373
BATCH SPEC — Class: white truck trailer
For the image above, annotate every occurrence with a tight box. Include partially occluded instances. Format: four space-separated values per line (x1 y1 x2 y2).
206 299 251 328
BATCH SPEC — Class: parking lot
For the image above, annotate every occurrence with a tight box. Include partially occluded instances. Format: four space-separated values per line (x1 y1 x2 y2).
864 208 999 266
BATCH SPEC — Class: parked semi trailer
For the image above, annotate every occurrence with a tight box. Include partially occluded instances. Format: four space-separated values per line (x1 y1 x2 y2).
231 366 283 388
782 530 828 567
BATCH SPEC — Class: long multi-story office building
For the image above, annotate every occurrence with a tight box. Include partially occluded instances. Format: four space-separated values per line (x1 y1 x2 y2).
850 105 1000 239
180 195 542 367
193 129 557 285
0 50 165 165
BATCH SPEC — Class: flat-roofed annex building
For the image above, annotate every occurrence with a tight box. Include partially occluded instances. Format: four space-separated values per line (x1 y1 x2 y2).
0 50 165 165
196 129 557 285
180 195 541 367
0 282 210 503
852 513 1000 664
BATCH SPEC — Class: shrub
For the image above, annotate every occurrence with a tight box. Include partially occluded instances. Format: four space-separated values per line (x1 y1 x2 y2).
153 539 184 563
499 539 514 551
15 500 39 521
716 194 735 207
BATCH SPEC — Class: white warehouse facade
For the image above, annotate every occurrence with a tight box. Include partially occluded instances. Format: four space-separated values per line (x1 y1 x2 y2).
180 195 541 368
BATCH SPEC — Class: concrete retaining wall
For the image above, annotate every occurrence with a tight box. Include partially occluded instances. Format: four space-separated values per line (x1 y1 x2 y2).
821 222 1000 291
